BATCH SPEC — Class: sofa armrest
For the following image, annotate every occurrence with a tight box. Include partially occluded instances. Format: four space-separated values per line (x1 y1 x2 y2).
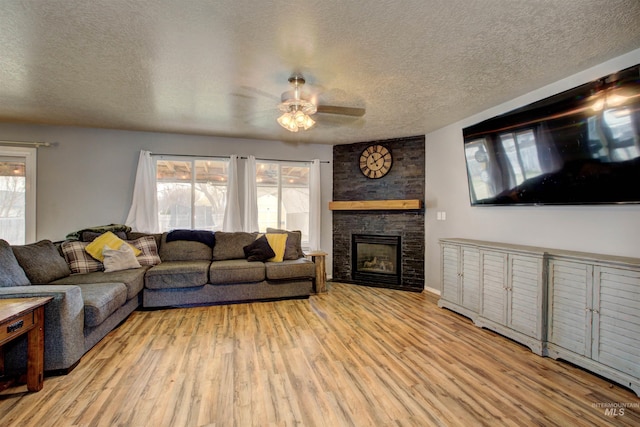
0 285 85 372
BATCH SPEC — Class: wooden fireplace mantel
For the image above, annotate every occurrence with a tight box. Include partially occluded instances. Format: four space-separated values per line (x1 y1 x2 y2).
329 199 422 211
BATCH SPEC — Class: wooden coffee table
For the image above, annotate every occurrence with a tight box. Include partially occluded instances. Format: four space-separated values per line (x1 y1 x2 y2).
0 297 53 392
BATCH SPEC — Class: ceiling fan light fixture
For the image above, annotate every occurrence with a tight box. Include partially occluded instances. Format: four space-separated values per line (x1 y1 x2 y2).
277 108 316 132
277 111 298 132
301 114 315 130
277 74 317 132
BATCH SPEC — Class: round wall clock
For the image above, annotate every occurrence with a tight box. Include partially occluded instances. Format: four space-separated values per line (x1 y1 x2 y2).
359 144 393 179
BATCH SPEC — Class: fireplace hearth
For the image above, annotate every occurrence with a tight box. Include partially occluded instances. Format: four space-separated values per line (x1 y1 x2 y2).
352 234 401 286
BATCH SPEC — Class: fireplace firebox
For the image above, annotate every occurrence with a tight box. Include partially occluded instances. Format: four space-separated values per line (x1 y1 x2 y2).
352 234 401 286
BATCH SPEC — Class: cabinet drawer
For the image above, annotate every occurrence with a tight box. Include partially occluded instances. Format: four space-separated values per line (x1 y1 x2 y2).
0 312 35 345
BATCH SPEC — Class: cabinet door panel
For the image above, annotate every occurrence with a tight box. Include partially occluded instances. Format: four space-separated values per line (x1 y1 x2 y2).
481 251 507 324
509 255 542 337
595 267 640 377
548 260 590 357
461 247 480 311
441 245 460 303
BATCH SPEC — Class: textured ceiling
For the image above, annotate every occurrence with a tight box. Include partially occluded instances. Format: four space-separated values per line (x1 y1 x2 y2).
1 0 640 145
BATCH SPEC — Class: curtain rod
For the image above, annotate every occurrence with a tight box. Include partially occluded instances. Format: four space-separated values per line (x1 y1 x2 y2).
242 156 330 164
150 152 329 163
0 140 51 148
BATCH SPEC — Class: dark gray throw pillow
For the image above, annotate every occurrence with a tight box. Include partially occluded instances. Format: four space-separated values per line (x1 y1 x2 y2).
266 228 304 259
12 239 71 284
243 235 275 262
0 239 30 287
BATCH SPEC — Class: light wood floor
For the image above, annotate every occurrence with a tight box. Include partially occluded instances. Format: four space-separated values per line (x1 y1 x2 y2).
1 282 638 426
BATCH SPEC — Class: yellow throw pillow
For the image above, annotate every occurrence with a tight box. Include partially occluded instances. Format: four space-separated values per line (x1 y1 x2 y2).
85 231 141 262
264 233 288 262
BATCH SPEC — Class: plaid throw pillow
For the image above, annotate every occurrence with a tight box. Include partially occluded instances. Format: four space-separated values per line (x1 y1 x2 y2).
60 241 103 274
127 236 161 266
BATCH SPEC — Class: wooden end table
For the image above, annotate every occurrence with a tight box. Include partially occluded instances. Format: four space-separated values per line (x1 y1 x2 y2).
0 297 53 392
307 251 328 293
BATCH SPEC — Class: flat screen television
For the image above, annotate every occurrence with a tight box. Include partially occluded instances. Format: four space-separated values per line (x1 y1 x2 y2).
463 63 640 206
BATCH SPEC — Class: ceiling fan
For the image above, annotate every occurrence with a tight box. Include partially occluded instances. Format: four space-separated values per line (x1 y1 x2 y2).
276 74 366 132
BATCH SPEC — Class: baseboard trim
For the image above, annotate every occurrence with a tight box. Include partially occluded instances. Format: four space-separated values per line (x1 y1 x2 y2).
424 286 441 296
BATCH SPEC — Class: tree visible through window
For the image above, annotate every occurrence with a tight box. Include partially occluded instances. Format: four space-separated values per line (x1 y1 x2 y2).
256 161 310 247
155 157 229 232
0 147 36 244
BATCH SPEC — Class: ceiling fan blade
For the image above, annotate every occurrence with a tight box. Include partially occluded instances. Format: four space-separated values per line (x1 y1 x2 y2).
316 105 366 117
238 85 280 102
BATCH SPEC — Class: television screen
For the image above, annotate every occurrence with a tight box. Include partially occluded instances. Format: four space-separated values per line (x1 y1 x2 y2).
463 64 640 206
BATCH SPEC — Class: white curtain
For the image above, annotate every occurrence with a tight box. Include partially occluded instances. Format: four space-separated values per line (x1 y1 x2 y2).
309 159 321 250
243 155 259 232
223 155 242 231
125 150 159 233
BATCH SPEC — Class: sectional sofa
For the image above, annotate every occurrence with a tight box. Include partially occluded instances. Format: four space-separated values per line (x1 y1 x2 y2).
0 228 315 375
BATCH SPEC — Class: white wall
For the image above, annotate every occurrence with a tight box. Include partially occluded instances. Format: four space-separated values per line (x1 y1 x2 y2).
425 48 640 293
0 124 334 273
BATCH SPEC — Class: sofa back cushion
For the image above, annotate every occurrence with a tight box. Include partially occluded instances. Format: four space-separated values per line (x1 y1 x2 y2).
212 232 257 260
159 232 213 261
12 240 71 283
0 239 30 287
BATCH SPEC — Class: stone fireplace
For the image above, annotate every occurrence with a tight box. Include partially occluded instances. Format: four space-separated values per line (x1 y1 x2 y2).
332 135 425 292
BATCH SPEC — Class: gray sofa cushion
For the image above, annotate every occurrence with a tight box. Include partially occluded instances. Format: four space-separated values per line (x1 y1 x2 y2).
50 267 148 300
145 260 210 290
265 258 315 280
12 239 72 283
159 232 212 261
212 232 257 260
209 259 266 284
266 228 304 259
0 239 30 287
77 282 127 327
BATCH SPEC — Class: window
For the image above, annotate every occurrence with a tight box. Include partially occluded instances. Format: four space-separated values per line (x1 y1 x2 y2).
464 138 493 201
0 147 36 244
588 107 639 161
155 157 229 232
499 130 543 186
256 161 310 246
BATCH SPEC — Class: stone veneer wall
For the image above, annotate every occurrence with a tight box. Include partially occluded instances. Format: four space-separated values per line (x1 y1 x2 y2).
332 135 425 291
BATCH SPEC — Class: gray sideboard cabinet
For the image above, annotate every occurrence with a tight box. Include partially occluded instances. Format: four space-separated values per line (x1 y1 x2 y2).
546 253 640 396
439 239 640 396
